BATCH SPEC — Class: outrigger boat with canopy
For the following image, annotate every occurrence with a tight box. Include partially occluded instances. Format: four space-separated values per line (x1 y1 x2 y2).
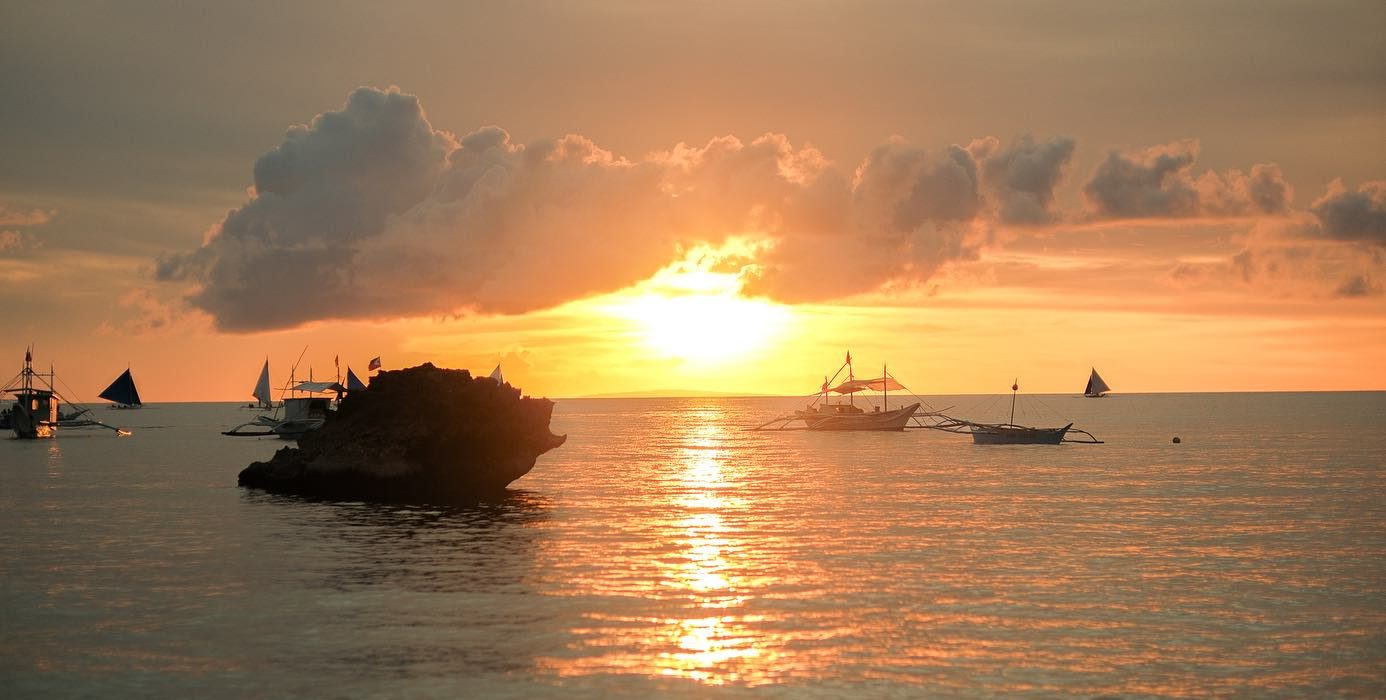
2 348 131 438
223 349 364 438
753 352 951 432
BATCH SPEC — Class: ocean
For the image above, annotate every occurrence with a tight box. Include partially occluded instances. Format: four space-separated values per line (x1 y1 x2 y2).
2 393 1384 697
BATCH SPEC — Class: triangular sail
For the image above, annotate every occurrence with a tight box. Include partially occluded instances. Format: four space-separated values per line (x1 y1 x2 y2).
252 360 272 407
345 368 367 392
489 364 504 383
98 369 142 406
1084 368 1111 396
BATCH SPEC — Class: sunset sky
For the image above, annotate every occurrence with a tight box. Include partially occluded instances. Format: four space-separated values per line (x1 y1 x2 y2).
2 1 1384 401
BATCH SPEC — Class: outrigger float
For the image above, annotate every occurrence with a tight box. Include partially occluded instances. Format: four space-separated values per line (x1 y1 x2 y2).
753 354 1102 444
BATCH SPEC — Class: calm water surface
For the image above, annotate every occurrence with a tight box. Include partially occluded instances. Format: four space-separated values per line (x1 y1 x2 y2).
2 393 1384 697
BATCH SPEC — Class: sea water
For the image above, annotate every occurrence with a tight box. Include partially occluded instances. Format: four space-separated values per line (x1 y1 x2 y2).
1 393 1383 697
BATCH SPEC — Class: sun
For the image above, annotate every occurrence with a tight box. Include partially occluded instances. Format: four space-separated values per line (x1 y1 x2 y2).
607 259 790 365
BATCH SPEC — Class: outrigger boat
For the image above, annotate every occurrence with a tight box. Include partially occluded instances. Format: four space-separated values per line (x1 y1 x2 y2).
223 379 343 438
929 379 1102 445
754 352 943 432
2 348 130 438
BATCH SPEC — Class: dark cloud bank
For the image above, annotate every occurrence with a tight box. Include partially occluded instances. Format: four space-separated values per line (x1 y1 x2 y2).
158 87 1380 331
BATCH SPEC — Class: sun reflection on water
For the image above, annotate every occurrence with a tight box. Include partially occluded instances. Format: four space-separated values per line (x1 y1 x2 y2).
538 406 789 686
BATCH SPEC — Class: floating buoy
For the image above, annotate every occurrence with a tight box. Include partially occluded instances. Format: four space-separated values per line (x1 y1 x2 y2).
1172 436 1181 444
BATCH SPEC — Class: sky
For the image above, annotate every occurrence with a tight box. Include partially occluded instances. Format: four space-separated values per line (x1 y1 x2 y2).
2 1 1384 401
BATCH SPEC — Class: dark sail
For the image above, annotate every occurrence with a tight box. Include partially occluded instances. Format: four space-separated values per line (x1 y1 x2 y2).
99 369 142 406
345 368 367 392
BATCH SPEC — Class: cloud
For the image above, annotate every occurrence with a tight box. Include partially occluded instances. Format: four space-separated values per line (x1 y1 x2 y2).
0 204 54 227
161 87 1020 331
1334 273 1383 298
1309 180 1386 246
1083 140 1292 219
979 135 1076 225
0 230 35 254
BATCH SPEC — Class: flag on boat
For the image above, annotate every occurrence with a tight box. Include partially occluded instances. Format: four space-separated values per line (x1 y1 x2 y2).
334 355 339 371
845 351 851 364
25 348 31 362
488 364 504 383
368 356 381 371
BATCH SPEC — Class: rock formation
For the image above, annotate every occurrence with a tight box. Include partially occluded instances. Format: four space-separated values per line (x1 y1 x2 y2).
238 363 566 502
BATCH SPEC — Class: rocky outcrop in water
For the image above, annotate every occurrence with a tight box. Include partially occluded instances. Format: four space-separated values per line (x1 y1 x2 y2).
238 363 566 502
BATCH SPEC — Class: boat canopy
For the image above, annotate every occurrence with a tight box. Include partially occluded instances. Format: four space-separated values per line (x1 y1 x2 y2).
829 376 906 394
98 369 142 406
290 380 346 393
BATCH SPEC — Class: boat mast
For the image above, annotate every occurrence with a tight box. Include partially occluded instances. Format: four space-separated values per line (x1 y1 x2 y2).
883 362 887 411
1009 379 1018 425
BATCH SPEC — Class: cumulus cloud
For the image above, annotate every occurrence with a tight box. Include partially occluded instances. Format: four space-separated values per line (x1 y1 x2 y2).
160 87 1030 331
1083 140 1292 219
979 135 1076 225
1309 180 1386 246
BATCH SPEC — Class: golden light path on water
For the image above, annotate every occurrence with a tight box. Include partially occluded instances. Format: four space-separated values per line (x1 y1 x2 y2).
535 406 799 685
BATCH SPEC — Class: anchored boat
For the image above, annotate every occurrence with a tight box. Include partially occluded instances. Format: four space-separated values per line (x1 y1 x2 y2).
930 379 1102 445
3 348 130 438
754 352 931 432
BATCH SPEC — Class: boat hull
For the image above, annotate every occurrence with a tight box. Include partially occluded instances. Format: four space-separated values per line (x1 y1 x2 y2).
970 423 1072 445
797 403 920 431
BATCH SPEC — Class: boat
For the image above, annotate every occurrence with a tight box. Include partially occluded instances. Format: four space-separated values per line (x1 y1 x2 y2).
3 349 130 438
223 379 343 438
754 352 925 431
1083 368 1111 398
930 379 1101 445
98 368 143 408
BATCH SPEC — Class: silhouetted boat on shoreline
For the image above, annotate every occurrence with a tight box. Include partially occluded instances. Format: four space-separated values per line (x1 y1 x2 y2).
929 379 1102 445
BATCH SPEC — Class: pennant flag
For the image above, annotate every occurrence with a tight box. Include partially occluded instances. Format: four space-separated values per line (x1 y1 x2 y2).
25 348 32 362
368 356 381 370
821 376 829 393
334 355 339 369
845 350 851 364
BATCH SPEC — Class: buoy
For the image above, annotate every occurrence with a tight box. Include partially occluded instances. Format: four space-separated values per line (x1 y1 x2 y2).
1172 436 1181 444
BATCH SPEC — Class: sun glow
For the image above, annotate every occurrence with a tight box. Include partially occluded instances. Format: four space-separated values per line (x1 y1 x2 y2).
606 256 790 365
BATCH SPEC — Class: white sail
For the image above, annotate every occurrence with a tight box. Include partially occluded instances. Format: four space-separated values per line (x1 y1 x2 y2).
1084 368 1111 397
488 364 504 383
252 360 272 407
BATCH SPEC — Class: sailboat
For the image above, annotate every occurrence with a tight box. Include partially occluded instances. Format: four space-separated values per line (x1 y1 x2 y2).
1083 368 1111 398
345 367 367 393
98 368 142 409
754 352 922 431
242 359 277 409
2 348 130 438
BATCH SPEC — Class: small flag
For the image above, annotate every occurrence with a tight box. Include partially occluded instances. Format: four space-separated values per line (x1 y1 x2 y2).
25 348 32 362
821 376 829 393
368 356 381 371
845 351 851 364
334 355 339 368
